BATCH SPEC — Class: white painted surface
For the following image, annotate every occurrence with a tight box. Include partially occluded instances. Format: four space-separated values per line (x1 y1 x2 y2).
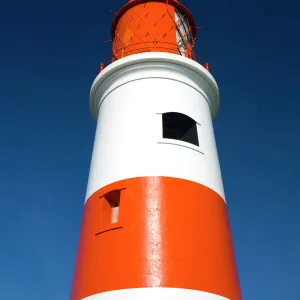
82 288 230 300
87 52 225 201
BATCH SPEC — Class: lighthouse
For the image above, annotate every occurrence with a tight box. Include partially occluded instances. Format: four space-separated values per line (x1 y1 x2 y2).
71 1 242 300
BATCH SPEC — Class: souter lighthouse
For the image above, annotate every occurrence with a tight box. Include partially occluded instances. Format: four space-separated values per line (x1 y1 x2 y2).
71 1 242 300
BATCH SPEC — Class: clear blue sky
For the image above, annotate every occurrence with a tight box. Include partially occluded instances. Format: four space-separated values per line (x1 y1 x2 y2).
1 0 300 299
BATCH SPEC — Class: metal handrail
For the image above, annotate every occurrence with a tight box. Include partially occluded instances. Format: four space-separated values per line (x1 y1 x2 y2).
98 42 210 73
113 42 190 57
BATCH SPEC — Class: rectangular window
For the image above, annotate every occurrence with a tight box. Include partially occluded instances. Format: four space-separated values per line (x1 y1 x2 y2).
112 204 119 224
163 112 199 146
105 190 120 224
96 189 126 236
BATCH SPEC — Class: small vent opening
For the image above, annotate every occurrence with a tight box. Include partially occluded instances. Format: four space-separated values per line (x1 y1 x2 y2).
104 190 121 224
111 204 119 224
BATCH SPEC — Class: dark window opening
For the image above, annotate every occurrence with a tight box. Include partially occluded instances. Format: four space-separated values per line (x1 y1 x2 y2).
162 112 199 146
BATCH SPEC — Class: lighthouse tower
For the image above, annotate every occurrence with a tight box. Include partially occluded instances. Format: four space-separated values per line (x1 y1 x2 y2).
71 1 242 300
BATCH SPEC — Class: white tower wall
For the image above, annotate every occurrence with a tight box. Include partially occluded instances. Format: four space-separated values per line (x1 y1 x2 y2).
87 52 224 201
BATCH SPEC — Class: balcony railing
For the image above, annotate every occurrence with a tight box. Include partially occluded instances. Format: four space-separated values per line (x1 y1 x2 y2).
99 41 210 73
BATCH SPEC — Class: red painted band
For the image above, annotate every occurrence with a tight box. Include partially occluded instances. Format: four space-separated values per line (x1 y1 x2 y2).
71 177 241 300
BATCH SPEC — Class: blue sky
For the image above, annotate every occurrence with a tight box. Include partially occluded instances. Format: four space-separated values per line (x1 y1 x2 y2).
1 0 300 299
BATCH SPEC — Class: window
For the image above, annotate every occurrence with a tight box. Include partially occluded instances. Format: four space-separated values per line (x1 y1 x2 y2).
162 112 199 146
96 189 125 236
111 204 119 224
103 190 121 225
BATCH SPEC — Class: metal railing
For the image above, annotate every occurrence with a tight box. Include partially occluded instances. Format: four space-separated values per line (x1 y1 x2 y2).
98 41 210 73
